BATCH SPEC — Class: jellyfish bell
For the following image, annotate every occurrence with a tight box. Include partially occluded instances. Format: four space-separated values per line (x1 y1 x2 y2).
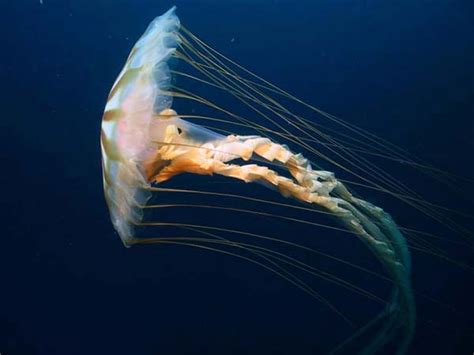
100 6 471 354
101 7 181 244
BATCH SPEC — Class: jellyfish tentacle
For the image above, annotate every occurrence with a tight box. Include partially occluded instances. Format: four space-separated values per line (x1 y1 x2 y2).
148 119 414 354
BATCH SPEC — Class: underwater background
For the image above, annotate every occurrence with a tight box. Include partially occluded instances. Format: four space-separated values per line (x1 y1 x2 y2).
2 1 473 354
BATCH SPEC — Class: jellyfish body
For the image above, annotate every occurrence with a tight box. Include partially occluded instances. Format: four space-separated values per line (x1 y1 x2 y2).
101 7 181 243
101 7 414 354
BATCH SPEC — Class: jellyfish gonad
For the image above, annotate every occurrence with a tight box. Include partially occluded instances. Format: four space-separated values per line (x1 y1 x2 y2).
100 7 422 354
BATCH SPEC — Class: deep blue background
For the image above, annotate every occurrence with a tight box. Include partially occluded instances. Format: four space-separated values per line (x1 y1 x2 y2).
2 1 473 354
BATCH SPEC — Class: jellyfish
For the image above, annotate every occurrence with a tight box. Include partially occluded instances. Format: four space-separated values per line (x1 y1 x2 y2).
100 6 470 354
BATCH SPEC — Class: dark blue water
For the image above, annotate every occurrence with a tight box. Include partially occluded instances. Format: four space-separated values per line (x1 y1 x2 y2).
2 1 473 354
